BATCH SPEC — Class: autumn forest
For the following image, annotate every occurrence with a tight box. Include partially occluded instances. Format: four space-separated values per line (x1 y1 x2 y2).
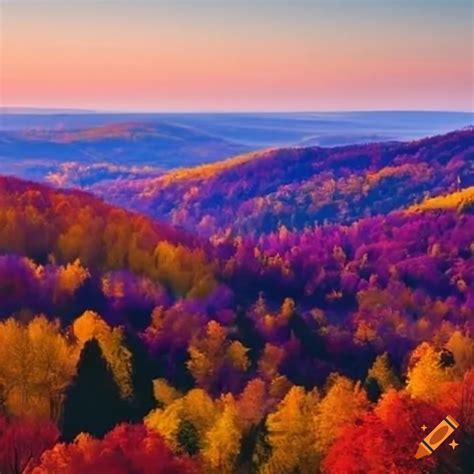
0 127 473 473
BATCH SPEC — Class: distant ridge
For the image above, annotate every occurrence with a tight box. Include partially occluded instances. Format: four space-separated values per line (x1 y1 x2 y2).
0 107 98 115
94 128 474 235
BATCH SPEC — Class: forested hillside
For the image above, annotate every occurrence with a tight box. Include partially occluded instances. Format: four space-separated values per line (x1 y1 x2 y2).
97 129 473 235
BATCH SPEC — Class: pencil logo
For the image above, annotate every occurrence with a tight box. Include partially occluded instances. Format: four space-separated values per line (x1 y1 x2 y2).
415 415 459 459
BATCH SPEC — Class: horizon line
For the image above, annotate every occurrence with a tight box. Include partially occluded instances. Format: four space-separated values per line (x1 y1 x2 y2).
1 106 473 115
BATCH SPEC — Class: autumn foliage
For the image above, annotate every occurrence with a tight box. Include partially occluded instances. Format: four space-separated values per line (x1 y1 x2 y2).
30 424 200 474
0 130 472 472
98 129 474 235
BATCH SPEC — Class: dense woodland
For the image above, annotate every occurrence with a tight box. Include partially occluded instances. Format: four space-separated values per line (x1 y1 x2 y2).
0 130 473 473
99 128 474 235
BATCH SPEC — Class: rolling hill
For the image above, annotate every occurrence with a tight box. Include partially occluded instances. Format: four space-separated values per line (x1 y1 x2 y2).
95 128 474 235
2 111 472 188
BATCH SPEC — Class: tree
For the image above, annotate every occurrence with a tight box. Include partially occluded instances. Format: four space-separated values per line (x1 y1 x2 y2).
238 378 267 430
406 342 453 402
0 316 76 420
179 388 217 436
177 420 200 456
145 388 217 450
365 352 400 401
27 316 78 421
0 416 58 474
324 372 469 473
152 241 216 298
321 409 438 474
61 339 125 441
203 394 242 473
314 374 369 454
258 344 284 382
30 424 201 474
56 259 90 297
265 386 319 473
145 401 182 449
152 379 182 407
73 311 132 399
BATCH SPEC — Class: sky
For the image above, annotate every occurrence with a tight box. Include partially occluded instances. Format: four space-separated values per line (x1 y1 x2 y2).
1 0 473 112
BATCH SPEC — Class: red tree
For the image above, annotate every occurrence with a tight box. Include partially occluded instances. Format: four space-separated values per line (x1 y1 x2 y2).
30 423 201 474
322 391 441 474
0 417 59 474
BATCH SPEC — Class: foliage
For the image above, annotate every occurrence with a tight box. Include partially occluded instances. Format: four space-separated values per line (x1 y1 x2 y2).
0 316 76 420
101 129 474 235
29 424 201 474
0 130 473 472
0 417 58 474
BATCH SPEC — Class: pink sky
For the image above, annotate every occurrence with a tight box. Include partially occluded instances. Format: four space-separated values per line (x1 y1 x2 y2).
1 1 472 111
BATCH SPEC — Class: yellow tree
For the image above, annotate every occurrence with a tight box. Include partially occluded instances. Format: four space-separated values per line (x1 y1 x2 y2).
366 352 401 392
153 242 216 297
279 297 295 321
406 342 454 402
145 400 183 449
265 386 319 474
203 394 242 473
102 208 133 269
56 259 90 298
179 388 217 436
146 387 218 449
0 318 32 417
227 341 250 372
153 378 182 407
56 207 104 266
28 317 77 420
0 316 76 420
314 374 369 455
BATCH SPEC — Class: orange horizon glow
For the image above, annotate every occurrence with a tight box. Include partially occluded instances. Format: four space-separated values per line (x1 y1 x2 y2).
1 1 473 112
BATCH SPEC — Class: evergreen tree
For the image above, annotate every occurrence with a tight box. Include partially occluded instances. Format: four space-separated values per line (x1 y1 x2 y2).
177 419 201 456
61 338 124 441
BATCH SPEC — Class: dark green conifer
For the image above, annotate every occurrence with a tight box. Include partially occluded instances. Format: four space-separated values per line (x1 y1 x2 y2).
61 338 124 441
177 419 201 456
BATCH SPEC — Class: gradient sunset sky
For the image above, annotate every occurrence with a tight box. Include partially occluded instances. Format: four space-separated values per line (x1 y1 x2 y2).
1 0 473 112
